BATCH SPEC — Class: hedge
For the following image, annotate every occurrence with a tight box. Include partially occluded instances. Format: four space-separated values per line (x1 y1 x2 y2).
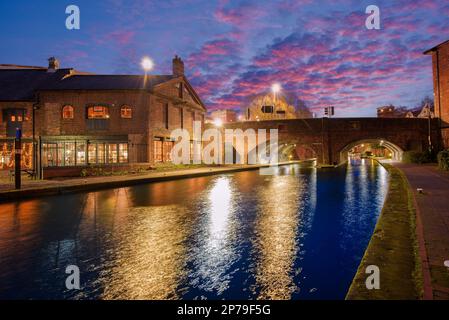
437 149 449 170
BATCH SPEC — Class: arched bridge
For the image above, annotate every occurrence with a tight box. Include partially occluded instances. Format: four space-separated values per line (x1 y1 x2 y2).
213 118 440 165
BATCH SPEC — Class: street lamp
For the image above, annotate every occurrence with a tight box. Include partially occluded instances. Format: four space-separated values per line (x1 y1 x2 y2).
141 56 154 73
271 83 281 102
213 118 223 127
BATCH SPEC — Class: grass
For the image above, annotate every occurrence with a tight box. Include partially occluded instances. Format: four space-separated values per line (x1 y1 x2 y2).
346 163 423 300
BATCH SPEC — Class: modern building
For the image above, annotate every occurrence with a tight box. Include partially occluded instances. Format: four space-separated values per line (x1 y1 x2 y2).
0 56 206 177
425 40 449 148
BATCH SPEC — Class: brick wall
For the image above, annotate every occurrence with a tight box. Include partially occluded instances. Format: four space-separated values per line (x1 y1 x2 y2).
430 42 449 148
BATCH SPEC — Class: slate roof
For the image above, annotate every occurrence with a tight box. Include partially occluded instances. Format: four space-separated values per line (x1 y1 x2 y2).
0 66 177 101
0 68 73 101
41 74 176 91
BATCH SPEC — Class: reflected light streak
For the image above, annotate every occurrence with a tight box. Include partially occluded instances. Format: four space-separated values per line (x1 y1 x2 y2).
192 177 238 295
254 177 301 299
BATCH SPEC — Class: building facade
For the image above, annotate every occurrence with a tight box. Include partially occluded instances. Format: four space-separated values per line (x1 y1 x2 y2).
425 40 449 148
0 56 206 177
209 109 238 124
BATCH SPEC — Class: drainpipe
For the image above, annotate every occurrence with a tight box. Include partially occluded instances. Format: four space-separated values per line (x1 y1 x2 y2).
435 50 443 148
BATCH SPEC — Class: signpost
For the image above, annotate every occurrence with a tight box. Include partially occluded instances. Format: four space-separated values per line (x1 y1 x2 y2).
324 106 335 117
14 128 22 190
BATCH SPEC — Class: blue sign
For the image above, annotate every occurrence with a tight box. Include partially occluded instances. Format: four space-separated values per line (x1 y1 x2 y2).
15 128 22 139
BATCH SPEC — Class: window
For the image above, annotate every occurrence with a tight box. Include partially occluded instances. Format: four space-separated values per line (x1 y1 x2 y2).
153 139 163 162
87 106 109 119
97 143 105 164
88 144 97 164
76 143 86 165
163 141 174 162
62 105 74 119
121 105 132 119
180 108 184 129
177 83 183 98
119 143 128 163
261 105 274 113
64 142 76 166
164 104 169 129
0 142 32 170
107 143 118 163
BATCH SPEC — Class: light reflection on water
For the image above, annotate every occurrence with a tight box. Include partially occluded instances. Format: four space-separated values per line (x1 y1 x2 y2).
0 161 387 300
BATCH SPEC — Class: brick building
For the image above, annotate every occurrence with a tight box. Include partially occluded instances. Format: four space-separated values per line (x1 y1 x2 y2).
209 109 238 124
0 56 206 177
425 40 449 148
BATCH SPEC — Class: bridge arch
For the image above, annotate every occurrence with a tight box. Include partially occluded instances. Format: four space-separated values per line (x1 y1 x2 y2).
339 138 404 163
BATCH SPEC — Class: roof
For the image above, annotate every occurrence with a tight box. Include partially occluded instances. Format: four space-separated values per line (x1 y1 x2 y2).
40 74 176 91
423 39 449 54
0 64 206 110
0 68 73 101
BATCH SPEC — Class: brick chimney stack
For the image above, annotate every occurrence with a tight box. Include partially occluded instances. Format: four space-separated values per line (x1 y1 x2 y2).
47 57 60 73
172 55 184 76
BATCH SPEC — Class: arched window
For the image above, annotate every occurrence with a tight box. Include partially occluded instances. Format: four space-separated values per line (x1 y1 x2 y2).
62 105 74 119
120 105 132 119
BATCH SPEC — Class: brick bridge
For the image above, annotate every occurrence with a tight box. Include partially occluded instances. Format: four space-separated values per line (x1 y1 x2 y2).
212 118 440 165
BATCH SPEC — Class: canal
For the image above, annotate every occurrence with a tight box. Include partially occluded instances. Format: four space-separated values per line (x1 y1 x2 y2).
0 159 388 300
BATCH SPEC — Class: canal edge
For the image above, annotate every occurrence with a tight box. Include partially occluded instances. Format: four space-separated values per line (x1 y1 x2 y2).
345 160 423 300
0 161 301 202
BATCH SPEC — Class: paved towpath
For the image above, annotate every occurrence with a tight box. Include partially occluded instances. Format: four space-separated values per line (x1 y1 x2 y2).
0 162 298 202
393 163 449 300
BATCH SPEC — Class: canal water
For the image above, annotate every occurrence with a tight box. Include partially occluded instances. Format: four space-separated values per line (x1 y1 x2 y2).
0 159 387 300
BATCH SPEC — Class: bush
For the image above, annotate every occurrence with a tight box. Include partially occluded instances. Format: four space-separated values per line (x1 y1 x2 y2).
437 150 449 170
402 150 433 164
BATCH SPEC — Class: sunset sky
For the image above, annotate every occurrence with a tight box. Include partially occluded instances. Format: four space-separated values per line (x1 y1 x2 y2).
1 0 448 116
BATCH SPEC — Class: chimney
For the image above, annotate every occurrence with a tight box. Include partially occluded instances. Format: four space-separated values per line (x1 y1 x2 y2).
172 55 184 76
47 57 60 73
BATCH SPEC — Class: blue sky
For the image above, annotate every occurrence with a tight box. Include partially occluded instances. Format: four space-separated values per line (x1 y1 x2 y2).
1 0 448 116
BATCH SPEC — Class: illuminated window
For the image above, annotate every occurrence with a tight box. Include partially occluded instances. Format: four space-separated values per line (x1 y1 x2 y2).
119 143 128 163
64 142 76 166
62 105 74 119
76 143 86 165
153 139 163 162
120 105 132 119
107 143 118 163
87 106 110 119
163 141 174 162
88 144 97 164
97 143 105 164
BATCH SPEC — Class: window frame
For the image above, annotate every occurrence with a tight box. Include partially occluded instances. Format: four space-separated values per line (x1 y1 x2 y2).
120 105 133 119
62 105 74 120
86 105 110 119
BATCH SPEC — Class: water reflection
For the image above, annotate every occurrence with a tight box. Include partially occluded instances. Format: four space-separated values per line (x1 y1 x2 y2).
0 162 386 300
184 177 240 296
253 176 302 299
